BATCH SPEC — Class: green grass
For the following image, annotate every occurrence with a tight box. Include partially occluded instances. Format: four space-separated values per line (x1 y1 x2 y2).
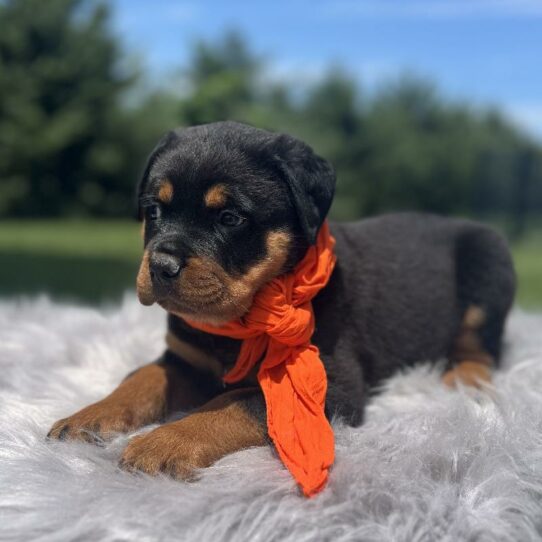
0 220 141 303
512 229 542 310
0 220 141 259
0 219 540 309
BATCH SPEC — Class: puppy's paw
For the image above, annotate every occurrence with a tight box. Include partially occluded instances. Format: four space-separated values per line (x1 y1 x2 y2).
442 360 492 389
119 422 211 480
47 400 140 443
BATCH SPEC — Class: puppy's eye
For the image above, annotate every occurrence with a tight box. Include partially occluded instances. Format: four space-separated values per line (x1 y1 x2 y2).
219 210 245 227
146 204 161 220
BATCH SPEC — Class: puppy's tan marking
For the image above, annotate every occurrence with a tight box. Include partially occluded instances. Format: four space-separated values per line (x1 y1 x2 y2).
442 361 491 388
158 179 174 204
163 230 291 324
119 389 266 479
204 184 228 208
166 331 223 378
443 305 493 388
231 230 292 294
462 305 486 329
136 250 154 305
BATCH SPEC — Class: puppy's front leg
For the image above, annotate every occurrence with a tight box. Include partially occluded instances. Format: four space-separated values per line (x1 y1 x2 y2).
47 353 220 443
119 388 267 478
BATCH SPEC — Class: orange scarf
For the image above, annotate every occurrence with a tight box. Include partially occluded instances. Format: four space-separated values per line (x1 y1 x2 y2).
186 221 336 497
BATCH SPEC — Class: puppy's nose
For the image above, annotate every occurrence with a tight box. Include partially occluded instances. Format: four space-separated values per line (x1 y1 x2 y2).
149 252 183 281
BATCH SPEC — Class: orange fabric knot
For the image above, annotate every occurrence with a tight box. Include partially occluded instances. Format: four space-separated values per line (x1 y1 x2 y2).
185 221 337 497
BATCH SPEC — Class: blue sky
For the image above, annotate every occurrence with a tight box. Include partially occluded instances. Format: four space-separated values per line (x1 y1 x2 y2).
110 0 542 140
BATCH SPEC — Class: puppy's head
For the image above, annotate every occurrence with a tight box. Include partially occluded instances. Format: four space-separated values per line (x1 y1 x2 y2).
136 121 335 324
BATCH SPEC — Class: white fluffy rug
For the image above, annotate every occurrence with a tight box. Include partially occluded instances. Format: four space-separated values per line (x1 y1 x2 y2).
1 295 542 542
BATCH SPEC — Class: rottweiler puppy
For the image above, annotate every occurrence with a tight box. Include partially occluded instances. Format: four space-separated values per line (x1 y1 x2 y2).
48 121 516 481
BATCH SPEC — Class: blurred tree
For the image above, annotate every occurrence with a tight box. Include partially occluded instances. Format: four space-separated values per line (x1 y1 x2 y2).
0 14 540 233
359 80 476 215
0 0 138 216
294 70 365 219
181 31 260 125
511 145 539 239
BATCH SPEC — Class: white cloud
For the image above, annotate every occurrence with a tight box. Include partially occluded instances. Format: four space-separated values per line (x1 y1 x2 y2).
322 0 542 20
505 102 542 139
264 58 401 90
354 60 402 86
264 59 329 88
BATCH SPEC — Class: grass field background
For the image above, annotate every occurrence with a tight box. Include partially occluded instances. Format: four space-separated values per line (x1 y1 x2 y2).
0 220 540 309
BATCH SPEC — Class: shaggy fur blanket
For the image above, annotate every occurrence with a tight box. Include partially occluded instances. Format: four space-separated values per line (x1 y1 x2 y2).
1 296 542 542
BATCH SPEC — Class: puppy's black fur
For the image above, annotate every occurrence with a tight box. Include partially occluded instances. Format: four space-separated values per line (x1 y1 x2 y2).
138 121 516 429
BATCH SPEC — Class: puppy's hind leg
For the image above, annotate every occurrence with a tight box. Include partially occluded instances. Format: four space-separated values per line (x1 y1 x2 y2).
442 226 516 389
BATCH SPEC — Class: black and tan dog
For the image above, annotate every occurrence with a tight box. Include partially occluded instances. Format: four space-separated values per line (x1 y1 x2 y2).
48 121 516 481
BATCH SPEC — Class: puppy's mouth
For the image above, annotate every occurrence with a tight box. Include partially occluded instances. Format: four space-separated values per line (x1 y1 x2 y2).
156 280 233 321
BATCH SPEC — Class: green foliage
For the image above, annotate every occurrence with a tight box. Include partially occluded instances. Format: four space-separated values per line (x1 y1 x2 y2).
0 5 541 237
182 31 260 124
0 0 133 215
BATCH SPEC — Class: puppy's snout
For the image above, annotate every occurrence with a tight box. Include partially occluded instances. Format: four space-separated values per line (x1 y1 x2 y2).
149 252 183 281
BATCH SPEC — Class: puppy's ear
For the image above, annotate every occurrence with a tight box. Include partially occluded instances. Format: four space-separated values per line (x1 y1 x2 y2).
136 130 179 220
271 135 336 244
